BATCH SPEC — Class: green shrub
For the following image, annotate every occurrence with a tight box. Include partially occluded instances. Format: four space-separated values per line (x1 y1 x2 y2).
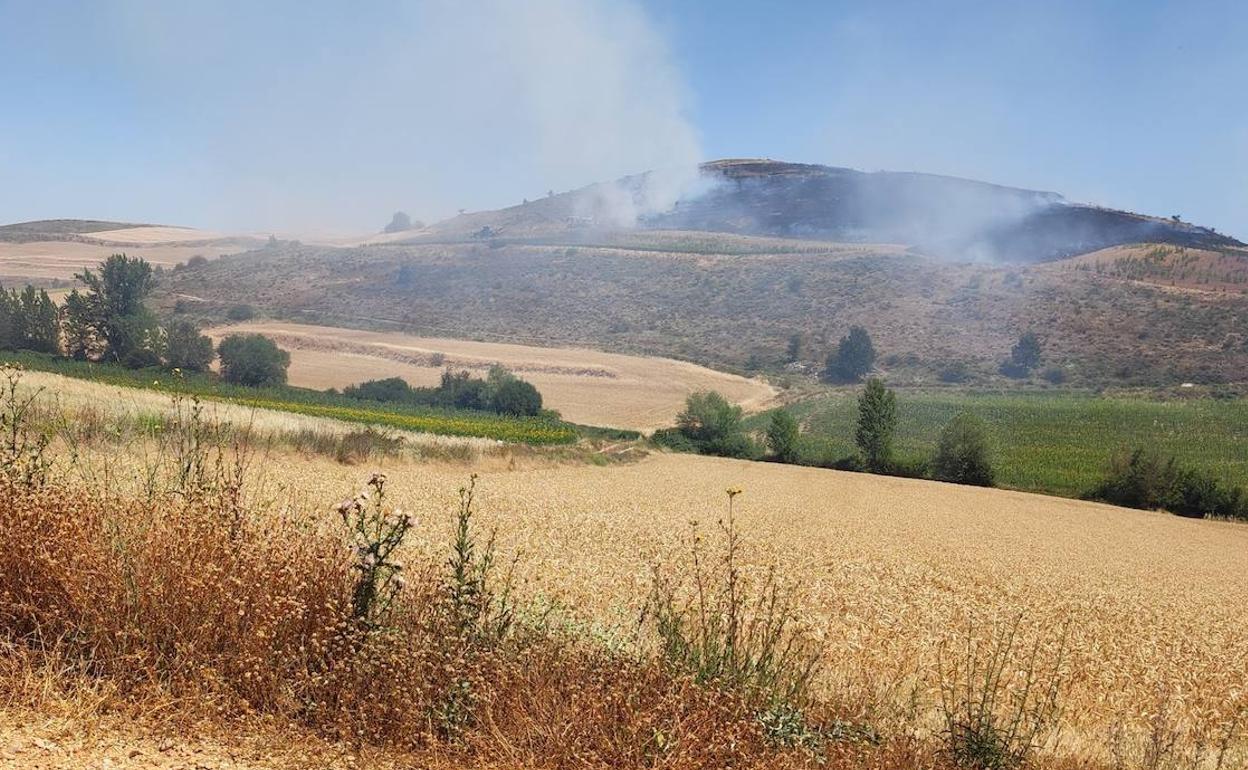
487 366 542 416
1085 448 1247 520
764 409 800 463
344 376 413 402
163 320 215 372
225 304 256 322
822 326 876 383
939 361 972 384
999 333 1041 379
651 427 698 453
217 333 290 387
855 378 896 473
932 412 994 487
674 390 757 459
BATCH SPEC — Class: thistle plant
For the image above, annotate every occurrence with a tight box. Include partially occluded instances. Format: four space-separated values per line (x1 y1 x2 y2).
445 473 514 642
0 365 50 487
337 472 412 627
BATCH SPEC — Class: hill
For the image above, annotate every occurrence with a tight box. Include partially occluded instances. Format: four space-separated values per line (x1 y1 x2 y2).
161 233 1248 388
422 159 1243 262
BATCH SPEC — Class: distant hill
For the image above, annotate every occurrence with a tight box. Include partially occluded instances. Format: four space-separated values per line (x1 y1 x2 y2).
425 159 1242 263
0 219 150 242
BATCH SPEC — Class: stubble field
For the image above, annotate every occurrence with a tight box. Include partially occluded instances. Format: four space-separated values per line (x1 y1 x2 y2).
205 322 777 430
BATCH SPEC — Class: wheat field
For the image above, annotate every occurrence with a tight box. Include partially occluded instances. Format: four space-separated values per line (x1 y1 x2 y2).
205 322 777 430
199 447 1244 766
11 370 1248 766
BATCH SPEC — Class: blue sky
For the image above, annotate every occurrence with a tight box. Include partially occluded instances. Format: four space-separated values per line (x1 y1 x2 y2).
2 0 1246 236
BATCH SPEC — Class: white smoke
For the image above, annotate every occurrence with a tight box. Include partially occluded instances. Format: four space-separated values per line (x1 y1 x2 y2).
101 0 702 232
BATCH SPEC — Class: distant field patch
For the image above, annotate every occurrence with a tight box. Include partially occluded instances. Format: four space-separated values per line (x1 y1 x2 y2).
0 240 242 285
763 389 1248 496
206 322 777 431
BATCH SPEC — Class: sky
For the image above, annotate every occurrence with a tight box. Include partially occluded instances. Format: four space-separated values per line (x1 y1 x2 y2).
1 0 1246 237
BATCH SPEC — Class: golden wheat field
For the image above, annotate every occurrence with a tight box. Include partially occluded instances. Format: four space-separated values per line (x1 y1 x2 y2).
73 431 1246 766
12 372 1248 767
205 322 777 430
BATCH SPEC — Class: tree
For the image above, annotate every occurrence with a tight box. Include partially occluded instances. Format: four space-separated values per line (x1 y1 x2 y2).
855 378 896 472
66 254 160 365
823 326 876 383
490 374 543 416
384 211 414 233
0 285 59 354
437 369 492 411
217 333 290 386
765 409 800 463
344 376 412 402
61 290 101 360
164 320 215 372
785 333 803 363
1000 332 1042 378
932 412 994 487
675 390 754 458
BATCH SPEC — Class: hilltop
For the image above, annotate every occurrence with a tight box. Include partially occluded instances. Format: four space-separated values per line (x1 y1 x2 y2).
423 159 1242 262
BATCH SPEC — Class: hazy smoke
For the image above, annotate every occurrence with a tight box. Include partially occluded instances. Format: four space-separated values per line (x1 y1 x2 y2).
103 0 701 233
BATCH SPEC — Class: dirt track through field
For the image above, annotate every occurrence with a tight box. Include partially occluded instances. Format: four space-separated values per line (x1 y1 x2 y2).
206 322 777 430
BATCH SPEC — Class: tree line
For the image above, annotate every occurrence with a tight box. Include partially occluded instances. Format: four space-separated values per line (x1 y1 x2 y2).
1 254 291 387
655 379 993 487
340 367 544 417
812 325 1052 384
657 382 1247 520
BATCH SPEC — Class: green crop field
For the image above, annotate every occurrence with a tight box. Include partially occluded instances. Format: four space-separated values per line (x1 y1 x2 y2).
3 352 582 445
751 389 1248 497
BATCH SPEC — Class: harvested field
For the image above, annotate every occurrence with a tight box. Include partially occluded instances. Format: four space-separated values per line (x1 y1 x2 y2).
205 322 777 430
76 225 228 244
0 240 242 285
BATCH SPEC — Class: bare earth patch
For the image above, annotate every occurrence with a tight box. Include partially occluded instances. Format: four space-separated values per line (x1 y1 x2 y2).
205 322 777 430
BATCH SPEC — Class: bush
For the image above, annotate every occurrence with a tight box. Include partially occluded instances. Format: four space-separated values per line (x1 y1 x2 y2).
1000 333 1041 379
488 366 542 416
939 361 972 384
764 409 800 463
932 412 994 487
855 378 896 473
217 333 290 386
1085 448 1247 520
675 391 757 459
343 376 413 403
225 304 256 322
163 320 215 372
1040 366 1067 385
823 326 876 383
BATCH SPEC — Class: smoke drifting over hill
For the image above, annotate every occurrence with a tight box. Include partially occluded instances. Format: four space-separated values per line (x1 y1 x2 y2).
101 0 701 232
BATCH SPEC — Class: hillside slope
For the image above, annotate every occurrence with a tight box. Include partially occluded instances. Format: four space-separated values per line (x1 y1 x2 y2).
424 159 1242 262
162 235 1248 387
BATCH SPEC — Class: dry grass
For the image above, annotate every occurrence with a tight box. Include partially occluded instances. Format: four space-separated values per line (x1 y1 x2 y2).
204 322 777 430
